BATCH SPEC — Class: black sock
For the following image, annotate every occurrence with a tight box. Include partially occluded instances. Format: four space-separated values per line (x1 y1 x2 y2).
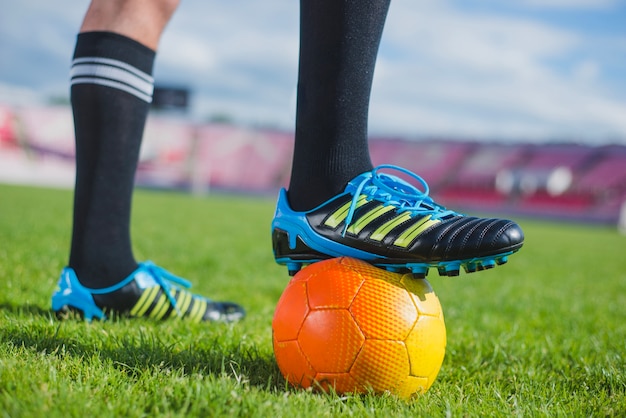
68 31 155 288
287 0 391 211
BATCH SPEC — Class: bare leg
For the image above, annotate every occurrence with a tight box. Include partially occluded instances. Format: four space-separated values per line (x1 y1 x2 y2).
80 0 178 48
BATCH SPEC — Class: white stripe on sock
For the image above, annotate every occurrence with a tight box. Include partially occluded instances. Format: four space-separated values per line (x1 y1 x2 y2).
71 77 153 103
72 57 154 83
71 57 154 103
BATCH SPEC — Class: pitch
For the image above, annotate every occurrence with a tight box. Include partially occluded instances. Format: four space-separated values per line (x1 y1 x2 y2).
1 184 625 416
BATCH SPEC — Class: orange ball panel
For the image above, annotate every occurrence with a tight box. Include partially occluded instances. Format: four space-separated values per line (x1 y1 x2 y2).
340 257 396 282
314 372 361 394
272 339 316 388
272 280 309 341
351 278 418 340
306 263 364 309
299 309 365 373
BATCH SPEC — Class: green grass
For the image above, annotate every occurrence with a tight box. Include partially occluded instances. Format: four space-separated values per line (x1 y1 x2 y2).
1 183 625 417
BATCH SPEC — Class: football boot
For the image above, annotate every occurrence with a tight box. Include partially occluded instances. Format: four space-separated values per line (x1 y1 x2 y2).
52 261 245 322
272 165 523 277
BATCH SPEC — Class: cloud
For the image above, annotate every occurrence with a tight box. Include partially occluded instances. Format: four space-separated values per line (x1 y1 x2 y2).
0 0 624 142
517 0 618 10
368 0 626 141
155 0 299 126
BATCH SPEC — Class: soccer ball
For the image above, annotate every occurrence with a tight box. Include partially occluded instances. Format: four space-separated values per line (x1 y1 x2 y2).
272 257 446 399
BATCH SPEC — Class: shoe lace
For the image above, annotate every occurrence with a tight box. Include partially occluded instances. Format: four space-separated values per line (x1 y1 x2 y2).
342 164 456 237
142 261 196 317
86 261 202 317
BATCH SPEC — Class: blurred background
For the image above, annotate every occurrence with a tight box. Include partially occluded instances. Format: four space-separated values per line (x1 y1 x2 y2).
1 0 625 229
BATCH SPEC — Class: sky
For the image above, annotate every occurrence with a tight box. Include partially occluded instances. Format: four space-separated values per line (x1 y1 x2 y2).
1 0 625 144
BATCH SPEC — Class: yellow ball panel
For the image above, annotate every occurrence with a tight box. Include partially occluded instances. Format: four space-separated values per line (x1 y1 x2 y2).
395 375 431 399
400 274 444 318
405 315 447 380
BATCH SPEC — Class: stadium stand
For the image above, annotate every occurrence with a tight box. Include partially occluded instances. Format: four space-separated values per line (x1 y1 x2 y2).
369 138 476 190
433 143 529 210
572 145 626 222
15 106 75 159
575 145 626 193
193 124 293 193
134 116 196 190
1 105 625 226
0 106 17 148
503 143 599 220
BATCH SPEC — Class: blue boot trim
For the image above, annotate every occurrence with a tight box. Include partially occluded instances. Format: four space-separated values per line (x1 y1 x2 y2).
51 267 106 321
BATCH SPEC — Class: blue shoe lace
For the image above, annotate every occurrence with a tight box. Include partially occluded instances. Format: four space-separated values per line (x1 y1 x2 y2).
95 261 195 317
342 165 457 236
